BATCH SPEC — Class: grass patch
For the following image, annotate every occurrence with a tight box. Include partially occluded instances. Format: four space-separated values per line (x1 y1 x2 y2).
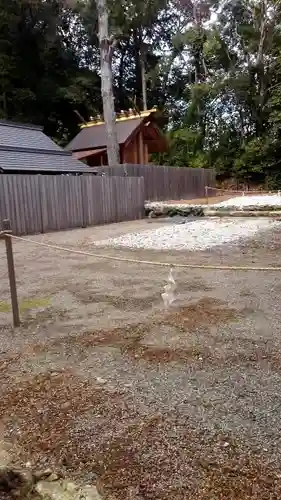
0 297 51 314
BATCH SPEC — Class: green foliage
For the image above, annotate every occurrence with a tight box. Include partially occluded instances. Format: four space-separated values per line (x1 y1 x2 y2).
0 0 101 143
153 0 281 188
233 137 269 182
152 128 204 167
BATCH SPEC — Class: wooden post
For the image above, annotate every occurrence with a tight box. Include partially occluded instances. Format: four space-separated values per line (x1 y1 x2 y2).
133 136 138 164
138 131 144 164
1 219 20 327
144 142 149 164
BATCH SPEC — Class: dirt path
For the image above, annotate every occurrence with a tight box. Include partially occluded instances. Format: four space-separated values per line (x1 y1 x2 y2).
1 220 281 499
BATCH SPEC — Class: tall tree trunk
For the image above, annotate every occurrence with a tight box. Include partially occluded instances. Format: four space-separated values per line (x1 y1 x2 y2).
255 0 267 134
96 0 120 165
193 0 207 82
118 46 126 111
140 43 147 111
133 29 143 110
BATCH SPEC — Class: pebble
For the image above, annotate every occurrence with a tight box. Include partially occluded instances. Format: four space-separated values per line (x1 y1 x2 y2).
96 377 107 385
47 472 60 481
64 481 77 492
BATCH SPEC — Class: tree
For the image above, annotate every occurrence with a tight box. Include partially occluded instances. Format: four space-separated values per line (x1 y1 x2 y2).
0 0 101 143
111 0 171 111
3 0 281 185
154 0 281 187
96 0 120 165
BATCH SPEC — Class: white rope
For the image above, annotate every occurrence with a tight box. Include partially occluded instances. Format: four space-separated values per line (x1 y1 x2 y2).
205 186 281 195
7 234 281 272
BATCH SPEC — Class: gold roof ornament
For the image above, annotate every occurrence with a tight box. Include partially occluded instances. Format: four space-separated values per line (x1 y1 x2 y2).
80 108 158 128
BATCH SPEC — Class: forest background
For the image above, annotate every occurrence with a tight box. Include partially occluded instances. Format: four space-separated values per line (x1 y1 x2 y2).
1 0 281 186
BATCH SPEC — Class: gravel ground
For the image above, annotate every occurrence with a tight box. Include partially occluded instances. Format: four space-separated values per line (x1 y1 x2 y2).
95 218 280 251
1 219 281 499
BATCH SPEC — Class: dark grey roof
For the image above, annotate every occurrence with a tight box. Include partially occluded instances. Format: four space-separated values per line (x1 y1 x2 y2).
0 120 92 173
0 120 62 151
66 117 142 152
0 149 95 173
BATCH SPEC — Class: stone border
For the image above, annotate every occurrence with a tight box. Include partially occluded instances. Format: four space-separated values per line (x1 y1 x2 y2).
145 202 281 219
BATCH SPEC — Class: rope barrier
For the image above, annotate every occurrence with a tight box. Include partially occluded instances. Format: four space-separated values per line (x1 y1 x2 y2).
8 234 281 272
205 185 281 195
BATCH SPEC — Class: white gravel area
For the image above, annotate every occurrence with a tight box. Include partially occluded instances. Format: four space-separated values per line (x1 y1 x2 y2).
146 194 281 211
215 194 281 208
95 218 280 251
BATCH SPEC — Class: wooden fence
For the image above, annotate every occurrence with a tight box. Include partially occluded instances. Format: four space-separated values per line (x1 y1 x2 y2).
0 175 144 235
95 164 215 201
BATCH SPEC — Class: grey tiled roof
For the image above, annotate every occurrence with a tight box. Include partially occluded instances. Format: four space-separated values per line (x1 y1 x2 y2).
0 121 62 151
0 149 94 173
0 120 92 173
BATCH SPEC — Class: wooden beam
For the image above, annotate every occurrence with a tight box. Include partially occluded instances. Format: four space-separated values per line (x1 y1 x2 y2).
133 136 138 163
144 141 149 164
138 131 144 164
123 144 129 163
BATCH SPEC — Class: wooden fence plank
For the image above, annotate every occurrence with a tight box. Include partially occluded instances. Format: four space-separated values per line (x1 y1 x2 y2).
0 175 43 235
0 167 214 235
39 176 84 232
98 164 215 201
0 172 147 236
